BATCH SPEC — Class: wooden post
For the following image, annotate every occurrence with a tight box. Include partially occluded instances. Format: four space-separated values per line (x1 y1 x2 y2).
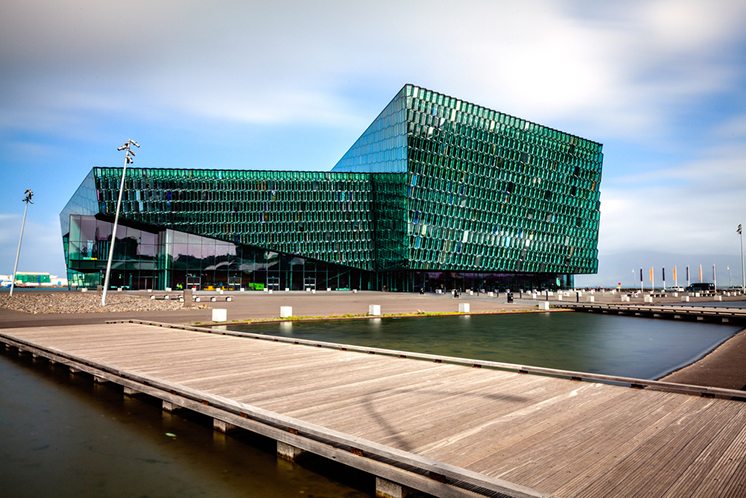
375 477 410 498
277 441 304 461
213 419 235 433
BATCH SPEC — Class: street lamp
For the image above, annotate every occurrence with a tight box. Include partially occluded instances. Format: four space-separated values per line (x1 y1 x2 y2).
101 140 140 306
9 189 34 297
739 224 745 294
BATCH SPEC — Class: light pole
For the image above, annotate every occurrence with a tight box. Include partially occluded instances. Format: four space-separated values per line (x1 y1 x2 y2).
739 224 745 294
101 140 139 306
9 189 34 297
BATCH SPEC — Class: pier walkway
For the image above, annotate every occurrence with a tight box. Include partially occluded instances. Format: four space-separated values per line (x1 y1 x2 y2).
555 302 746 325
2 321 745 497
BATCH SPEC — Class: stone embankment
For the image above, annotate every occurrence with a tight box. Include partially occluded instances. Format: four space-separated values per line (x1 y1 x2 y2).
0 292 182 314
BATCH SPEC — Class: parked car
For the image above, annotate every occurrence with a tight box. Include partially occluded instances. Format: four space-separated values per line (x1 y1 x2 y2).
685 283 715 292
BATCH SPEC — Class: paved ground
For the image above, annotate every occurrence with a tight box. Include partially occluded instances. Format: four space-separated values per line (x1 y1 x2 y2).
0 290 538 328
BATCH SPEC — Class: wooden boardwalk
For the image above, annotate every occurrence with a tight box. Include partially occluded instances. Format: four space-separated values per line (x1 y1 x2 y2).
555 303 746 325
2 322 745 497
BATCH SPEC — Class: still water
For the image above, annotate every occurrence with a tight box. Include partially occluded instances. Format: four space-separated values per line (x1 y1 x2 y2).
231 312 741 380
0 351 369 498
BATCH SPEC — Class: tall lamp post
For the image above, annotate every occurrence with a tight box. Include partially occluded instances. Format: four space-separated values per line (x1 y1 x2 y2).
9 189 34 297
101 140 139 306
739 224 745 294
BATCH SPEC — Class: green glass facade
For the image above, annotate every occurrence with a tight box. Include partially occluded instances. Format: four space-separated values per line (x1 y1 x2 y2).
61 84 602 291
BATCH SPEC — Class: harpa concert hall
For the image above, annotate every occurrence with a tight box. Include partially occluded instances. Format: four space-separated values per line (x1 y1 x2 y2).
60 85 603 292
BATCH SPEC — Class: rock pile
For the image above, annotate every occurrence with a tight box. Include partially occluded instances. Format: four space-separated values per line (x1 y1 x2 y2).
0 292 183 314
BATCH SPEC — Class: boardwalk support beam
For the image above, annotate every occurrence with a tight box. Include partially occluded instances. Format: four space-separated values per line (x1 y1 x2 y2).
213 418 236 433
277 441 304 461
162 400 180 412
376 477 411 498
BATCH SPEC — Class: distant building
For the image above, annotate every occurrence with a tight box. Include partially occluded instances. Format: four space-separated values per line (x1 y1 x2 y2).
0 272 67 287
60 84 603 291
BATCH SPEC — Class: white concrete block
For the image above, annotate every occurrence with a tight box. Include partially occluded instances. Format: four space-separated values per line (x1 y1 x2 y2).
715 295 723 301
240 287 245 292
458 303 470 313
620 295 630 302
587 296 595 303
327 287 332 292
353 289 358 293
557 295 563 301
268 289 273 294
368 304 381 316
488 291 494 297
538 302 550 311
212 308 227 322
644 296 654 303
311 289 316 294
681 296 690 302
218 289 224 295
80 288 88 292
279 306 293 318
165 287 172 292
531 293 537 299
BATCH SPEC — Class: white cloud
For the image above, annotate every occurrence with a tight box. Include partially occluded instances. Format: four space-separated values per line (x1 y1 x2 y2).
2 0 745 139
599 145 746 255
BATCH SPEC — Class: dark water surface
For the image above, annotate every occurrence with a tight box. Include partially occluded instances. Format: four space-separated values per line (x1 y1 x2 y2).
231 312 741 379
0 351 369 498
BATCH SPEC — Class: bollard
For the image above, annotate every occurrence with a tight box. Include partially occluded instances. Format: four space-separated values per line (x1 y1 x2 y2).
714 295 723 301
644 296 653 303
587 296 595 303
620 295 630 302
218 289 224 295
681 296 690 302
210 296 216 302
488 291 494 297
268 289 273 294
538 302 550 311
279 306 293 318
557 294 563 301
531 293 537 300
327 287 332 292
285 288 290 292
240 287 245 292
311 289 316 294
458 303 470 313
368 305 381 316
353 289 358 293
212 308 227 322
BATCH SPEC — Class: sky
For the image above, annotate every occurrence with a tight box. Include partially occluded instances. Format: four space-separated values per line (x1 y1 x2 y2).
1 0 745 287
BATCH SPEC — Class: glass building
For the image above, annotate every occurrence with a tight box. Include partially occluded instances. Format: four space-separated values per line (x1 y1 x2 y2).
60 84 603 291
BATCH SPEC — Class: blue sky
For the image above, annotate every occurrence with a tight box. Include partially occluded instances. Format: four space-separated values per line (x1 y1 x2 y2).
1 0 745 286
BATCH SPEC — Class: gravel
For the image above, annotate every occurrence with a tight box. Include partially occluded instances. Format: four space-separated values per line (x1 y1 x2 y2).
0 292 184 314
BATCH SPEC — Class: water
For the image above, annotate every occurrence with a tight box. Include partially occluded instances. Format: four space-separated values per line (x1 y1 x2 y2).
230 312 741 380
0 351 370 498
